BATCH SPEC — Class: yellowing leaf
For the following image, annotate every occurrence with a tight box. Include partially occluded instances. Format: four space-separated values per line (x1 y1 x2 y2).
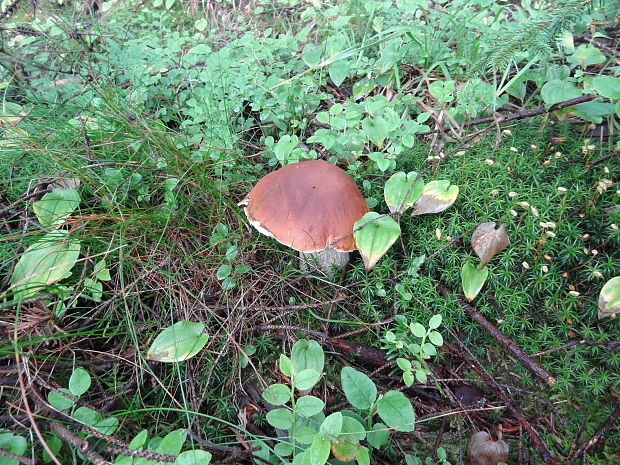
384 171 424 214
598 276 620 319
471 222 510 267
411 180 459 216
33 188 81 227
147 321 209 363
10 230 81 300
353 212 401 271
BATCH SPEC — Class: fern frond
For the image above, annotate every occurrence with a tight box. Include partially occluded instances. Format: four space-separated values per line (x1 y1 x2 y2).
467 0 610 77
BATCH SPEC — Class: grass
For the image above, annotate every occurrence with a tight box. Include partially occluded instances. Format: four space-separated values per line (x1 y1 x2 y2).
1 0 619 464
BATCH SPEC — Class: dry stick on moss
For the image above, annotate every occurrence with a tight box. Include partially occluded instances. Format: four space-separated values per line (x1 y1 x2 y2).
567 405 620 464
410 295 563 465
436 283 557 386
416 94 599 137
533 339 620 357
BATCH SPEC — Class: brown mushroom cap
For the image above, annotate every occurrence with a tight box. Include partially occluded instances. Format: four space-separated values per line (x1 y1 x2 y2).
240 160 369 253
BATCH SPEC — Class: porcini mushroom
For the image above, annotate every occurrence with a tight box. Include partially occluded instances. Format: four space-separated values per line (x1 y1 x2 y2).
239 160 369 276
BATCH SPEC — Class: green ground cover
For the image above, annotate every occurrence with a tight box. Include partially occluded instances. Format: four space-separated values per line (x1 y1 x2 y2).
0 0 618 464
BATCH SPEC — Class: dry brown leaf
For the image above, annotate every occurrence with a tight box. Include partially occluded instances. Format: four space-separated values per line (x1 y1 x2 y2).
471 222 510 267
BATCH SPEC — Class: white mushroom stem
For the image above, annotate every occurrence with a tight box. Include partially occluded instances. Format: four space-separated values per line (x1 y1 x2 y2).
299 248 350 277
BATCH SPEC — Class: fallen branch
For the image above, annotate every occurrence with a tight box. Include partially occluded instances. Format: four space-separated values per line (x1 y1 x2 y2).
49 423 109 465
417 95 598 137
0 449 34 465
329 338 388 368
436 283 556 386
411 295 563 465
568 405 620 464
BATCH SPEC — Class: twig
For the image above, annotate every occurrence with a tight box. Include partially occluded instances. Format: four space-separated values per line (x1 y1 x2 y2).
436 283 557 386
417 95 598 137
567 405 620 464
49 423 110 465
14 340 62 465
0 449 34 465
533 340 620 357
411 295 563 465
251 324 327 340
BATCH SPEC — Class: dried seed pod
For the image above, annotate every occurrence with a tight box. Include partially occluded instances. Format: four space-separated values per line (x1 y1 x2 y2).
467 431 509 465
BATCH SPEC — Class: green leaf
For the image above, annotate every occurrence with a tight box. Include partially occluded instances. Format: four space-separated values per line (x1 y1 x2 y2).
353 78 376 99
42 435 62 463
69 367 91 397
10 230 81 300
396 358 412 371
376 390 415 432
291 339 324 375
220 276 236 291
409 322 426 338
294 426 318 445
93 416 119 435
84 278 103 302
273 135 299 163
302 42 324 68
428 314 442 329
274 442 294 456
156 429 186 456
540 80 581 109
341 366 377 410
147 321 209 363
262 384 291 406
194 19 209 32
384 171 424 214
216 264 232 280
593 76 620 99
165 0 176 9
356 446 370 465
295 396 325 417
461 261 489 302
422 343 437 356
330 416 365 461
598 276 620 319
415 369 427 383
33 187 80 227
0 432 27 464
175 450 212 465
47 388 75 410
362 116 388 148
428 80 455 103
280 354 293 377
367 423 390 449
403 370 415 386
129 430 148 449
568 44 605 68
353 212 401 271
410 180 459 216
73 406 101 426
267 408 293 429
94 259 111 281
294 369 321 391
329 60 349 87
572 101 616 123
320 412 343 439
305 437 330 465
428 331 444 347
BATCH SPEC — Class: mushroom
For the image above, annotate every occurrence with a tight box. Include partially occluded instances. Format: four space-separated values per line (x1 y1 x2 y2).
239 160 369 277
467 431 509 465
